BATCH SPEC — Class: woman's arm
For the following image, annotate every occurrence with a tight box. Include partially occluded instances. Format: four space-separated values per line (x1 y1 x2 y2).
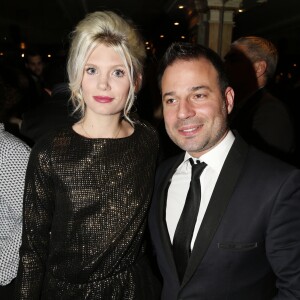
15 143 55 299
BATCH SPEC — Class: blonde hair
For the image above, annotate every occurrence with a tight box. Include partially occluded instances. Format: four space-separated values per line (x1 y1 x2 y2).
67 11 146 124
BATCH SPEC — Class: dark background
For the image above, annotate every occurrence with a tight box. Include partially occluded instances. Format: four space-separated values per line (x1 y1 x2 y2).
1 0 300 121
1 0 300 162
1 0 299 60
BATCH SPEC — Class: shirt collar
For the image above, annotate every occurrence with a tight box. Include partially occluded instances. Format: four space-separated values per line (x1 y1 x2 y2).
183 130 235 170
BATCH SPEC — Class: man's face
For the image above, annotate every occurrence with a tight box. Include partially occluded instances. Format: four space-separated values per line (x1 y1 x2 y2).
161 58 234 158
26 55 44 77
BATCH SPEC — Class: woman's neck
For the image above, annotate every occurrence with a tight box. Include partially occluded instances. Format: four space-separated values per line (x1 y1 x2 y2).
74 114 134 139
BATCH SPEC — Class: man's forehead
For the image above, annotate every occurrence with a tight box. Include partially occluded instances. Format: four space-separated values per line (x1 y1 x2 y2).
29 56 42 62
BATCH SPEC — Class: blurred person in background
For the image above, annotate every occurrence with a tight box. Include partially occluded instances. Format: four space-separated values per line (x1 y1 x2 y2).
23 49 45 112
20 58 77 146
224 36 296 163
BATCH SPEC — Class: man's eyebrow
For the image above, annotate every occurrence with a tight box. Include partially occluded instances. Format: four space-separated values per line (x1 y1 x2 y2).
190 85 211 92
162 86 211 98
162 91 175 98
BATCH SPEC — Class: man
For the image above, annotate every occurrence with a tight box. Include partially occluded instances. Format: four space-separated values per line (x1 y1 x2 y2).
0 77 31 299
24 49 45 111
25 50 44 81
149 42 300 299
224 36 295 163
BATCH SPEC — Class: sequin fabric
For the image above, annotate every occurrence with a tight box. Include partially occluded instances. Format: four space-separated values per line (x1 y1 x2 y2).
15 121 161 299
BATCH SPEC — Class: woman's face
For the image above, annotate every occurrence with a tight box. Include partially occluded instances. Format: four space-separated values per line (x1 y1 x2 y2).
81 43 131 119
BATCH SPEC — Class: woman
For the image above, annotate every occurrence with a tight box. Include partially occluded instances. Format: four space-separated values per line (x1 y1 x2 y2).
15 11 160 299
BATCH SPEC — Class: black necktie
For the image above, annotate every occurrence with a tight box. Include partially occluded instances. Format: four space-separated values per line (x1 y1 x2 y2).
172 158 207 283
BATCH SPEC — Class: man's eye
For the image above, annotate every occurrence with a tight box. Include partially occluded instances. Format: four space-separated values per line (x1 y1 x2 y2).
193 94 205 99
86 67 97 75
165 98 176 104
113 69 125 77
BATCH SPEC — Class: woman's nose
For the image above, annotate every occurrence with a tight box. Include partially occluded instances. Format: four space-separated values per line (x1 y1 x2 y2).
97 75 110 90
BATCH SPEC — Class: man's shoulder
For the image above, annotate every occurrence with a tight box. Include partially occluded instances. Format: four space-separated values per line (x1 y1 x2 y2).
252 88 288 111
240 142 299 184
155 152 185 182
226 135 297 176
0 129 30 154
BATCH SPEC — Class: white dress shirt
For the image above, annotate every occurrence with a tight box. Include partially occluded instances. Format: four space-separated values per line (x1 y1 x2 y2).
166 131 235 249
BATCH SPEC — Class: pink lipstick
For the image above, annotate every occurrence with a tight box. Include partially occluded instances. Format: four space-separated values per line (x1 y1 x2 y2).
93 96 113 103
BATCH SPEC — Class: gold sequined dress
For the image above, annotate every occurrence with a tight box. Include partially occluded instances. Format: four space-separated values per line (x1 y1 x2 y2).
15 121 161 299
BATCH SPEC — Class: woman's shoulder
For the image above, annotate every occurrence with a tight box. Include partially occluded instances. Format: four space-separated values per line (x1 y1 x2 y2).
31 127 73 155
134 119 158 140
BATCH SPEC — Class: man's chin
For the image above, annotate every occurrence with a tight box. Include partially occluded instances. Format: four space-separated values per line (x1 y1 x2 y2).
175 141 207 154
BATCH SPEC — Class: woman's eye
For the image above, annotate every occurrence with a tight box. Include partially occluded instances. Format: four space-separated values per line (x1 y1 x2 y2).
86 67 97 75
113 69 125 78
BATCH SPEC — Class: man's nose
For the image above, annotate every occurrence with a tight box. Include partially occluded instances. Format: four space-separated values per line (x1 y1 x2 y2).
177 100 195 119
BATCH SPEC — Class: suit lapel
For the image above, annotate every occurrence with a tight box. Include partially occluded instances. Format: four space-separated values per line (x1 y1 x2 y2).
182 136 249 286
156 153 185 279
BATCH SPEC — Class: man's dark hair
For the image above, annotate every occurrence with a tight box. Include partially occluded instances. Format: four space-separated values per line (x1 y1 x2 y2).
158 42 229 94
25 49 43 63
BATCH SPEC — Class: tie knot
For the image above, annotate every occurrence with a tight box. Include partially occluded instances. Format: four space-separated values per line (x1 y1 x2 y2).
189 158 207 179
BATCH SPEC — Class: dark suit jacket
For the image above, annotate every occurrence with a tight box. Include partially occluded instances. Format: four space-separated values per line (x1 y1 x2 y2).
229 87 295 163
149 135 300 299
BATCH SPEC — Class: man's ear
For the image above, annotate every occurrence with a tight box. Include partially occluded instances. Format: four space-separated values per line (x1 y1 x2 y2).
134 74 143 92
225 86 234 114
254 60 267 79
